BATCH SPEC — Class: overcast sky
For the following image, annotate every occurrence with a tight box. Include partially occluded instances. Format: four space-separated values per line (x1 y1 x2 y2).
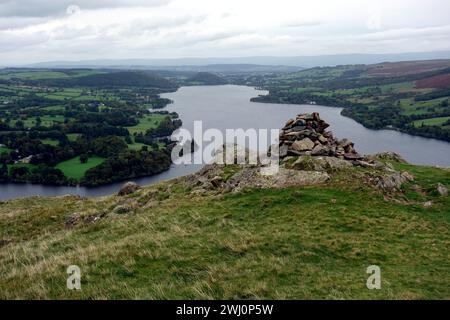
1 0 450 65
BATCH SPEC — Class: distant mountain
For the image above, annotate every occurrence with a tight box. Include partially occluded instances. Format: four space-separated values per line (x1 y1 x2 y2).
188 72 227 85
161 64 303 73
23 51 450 69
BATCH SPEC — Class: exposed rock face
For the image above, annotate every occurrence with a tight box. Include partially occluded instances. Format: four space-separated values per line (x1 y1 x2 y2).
289 155 353 173
118 182 141 196
279 113 362 160
184 164 330 195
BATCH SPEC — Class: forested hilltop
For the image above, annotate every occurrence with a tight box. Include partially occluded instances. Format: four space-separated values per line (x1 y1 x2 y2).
243 59 450 141
0 69 181 186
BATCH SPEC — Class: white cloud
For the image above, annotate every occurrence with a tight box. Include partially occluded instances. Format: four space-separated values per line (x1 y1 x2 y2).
0 0 449 64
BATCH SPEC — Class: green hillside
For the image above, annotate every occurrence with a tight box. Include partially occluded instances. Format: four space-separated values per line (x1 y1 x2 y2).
0 157 448 299
188 72 228 85
39 71 177 89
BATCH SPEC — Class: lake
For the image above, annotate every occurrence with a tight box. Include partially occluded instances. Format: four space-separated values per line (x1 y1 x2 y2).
1 85 449 200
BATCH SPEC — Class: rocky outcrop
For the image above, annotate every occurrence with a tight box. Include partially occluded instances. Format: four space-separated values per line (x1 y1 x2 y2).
183 164 330 195
288 155 353 173
279 113 362 160
118 182 141 196
368 152 407 164
365 170 414 192
177 113 417 196
437 183 448 196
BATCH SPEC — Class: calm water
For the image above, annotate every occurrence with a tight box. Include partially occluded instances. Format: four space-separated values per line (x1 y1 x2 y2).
1 85 449 200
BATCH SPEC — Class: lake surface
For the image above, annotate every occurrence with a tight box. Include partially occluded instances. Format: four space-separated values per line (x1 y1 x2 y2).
1 85 449 200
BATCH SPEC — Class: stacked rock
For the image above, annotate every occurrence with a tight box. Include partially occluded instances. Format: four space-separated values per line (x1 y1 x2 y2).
279 112 362 160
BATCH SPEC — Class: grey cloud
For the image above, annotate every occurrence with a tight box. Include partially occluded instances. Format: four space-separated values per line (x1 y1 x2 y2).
123 14 207 36
0 0 172 17
0 16 48 30
0 30 49 52
357 25 450 42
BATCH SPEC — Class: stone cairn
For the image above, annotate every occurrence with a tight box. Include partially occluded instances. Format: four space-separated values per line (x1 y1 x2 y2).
279 112 362 160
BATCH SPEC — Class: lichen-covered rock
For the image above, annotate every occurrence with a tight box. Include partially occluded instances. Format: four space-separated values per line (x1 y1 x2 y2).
291 138 315 151
365 170 414 192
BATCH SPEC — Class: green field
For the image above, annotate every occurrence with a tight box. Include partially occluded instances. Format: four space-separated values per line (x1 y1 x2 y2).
41 138 59 146
0 71 70 80
127 114 167 135
41 105 65 112
67 133 81 142
11 115 65 128
127 142 148 151
0 70 104 81
412 116 450 127
55 156 105 180
37 88 84 100
36 88 120 102
0 146 13 154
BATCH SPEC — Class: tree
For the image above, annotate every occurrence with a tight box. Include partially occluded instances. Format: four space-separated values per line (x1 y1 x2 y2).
80 154 89 164
0 164 8 182
15 120 25 129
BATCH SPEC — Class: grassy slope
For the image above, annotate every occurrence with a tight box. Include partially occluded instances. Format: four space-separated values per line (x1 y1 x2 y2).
0 162 448 300
55 156 105 180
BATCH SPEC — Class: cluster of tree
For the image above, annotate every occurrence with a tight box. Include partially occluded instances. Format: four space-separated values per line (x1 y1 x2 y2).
341 105 406 129
251 90 361 109
404 124 450 141
66 123 128 138
151 97 173 109
415 89 450 102
11 94 56 109
342 106 450 141
0 164 71 185
71 111 138 126
143 116 182 138
81 149 171 186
